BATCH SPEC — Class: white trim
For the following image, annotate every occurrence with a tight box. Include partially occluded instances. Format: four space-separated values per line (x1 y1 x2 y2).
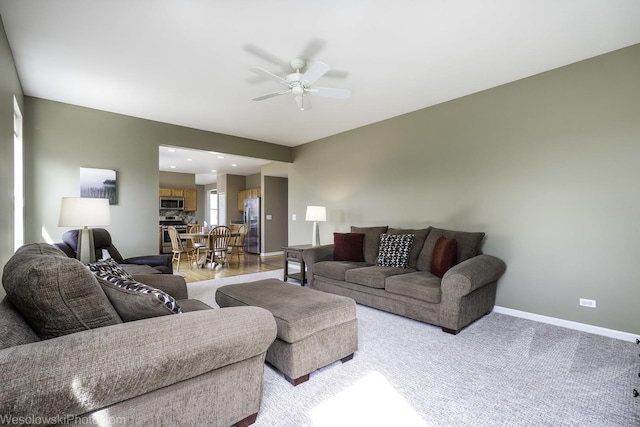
261 251 284 257
493 306 638 342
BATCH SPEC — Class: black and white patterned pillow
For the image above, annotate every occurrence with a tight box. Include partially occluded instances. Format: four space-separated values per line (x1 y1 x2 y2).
88 257 133 280
376 233 414 268
88 259 182 320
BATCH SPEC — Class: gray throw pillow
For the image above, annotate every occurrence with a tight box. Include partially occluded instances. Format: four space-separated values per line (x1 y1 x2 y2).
2 243 122 340
416 228 485 271
89 259 182 321
388 227 431 269
376 233 414 269
350 226 389 265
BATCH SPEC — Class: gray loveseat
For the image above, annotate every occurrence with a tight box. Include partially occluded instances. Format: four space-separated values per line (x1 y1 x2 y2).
303 226 506 334
1 243 277 427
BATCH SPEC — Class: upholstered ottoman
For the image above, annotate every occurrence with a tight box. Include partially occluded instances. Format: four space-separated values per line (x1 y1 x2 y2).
215 279 358 385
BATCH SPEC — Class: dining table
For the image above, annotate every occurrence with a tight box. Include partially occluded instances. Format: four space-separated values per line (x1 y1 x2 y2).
179 231 240 268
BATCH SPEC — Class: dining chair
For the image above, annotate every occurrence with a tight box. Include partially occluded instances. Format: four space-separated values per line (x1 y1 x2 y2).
204 226 233 268
229 224 247 263
168 226 196 271
187 224 208 261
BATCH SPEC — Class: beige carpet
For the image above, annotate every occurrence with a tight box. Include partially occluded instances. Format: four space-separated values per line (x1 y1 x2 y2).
186 272 638 426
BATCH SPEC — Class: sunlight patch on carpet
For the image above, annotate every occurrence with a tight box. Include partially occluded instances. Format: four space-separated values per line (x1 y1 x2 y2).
309 371 428 427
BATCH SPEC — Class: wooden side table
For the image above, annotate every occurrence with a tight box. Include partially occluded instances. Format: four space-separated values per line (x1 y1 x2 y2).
283 244 313 286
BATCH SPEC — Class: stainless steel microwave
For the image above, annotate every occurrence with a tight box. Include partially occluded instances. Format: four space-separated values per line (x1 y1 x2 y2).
160 197 184 210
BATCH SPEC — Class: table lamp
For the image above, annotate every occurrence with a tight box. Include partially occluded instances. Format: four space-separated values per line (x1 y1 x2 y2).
305 206 326 247
58 197 111 264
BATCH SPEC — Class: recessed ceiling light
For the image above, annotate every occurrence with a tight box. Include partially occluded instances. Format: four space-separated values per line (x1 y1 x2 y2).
170 165 176 169
187 158 193 161
168 149 175 152
211 169 217 173
217 156 225 159
231 164 237 167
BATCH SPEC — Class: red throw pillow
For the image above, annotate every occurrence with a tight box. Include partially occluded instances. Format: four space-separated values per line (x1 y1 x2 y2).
430 237 458 278
334 233 365 262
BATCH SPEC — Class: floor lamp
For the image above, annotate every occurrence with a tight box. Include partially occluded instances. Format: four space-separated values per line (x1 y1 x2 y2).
305 206 326 247
58 197 111 264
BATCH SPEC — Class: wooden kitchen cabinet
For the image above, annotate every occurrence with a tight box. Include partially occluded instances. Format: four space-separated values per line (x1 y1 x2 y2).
237 190 247 211
160 188 185 197
184 188 197 211
237 188 261 211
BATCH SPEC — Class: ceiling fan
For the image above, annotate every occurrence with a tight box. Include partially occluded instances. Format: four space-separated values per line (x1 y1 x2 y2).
249 58 350 111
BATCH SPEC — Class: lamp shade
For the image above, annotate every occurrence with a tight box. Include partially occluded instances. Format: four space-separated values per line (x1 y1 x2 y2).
305 206 326 222
58 197 111 227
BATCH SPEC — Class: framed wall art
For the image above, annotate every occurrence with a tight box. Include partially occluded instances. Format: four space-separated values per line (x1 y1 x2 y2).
80 167 117 205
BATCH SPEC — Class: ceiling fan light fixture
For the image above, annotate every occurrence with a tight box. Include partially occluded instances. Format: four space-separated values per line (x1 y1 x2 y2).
249 56 349 110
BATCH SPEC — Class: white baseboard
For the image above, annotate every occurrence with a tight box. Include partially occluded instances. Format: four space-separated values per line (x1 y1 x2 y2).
261 251 283 257
493 306 638 343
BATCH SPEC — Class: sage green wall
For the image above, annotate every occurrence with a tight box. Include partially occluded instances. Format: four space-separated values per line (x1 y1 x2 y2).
0 16 23 299
159 171 195 188
24 98 292 259
289 44 640 334
263 176 288 253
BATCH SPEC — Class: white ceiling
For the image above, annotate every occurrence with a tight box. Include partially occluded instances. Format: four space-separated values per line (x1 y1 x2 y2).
2 1 639 155
159 145 278 185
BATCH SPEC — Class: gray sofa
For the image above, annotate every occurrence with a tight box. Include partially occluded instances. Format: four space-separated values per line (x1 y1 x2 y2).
1 243 277 427
302 226 506 334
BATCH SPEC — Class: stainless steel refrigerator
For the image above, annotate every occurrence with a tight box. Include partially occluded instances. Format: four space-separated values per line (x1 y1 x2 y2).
243 197 260 254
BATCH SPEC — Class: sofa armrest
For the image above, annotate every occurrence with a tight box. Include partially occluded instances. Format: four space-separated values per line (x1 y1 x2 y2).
132 273 189 300
123 254 173 274
302 245 335 287
0 306 277 422
302 244 335 265
441 254 506 298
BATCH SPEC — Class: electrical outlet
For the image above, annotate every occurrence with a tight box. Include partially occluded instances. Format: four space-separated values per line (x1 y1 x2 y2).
579 298 596 308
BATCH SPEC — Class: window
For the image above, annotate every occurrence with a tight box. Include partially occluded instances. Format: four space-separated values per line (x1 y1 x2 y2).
14 97 24 250
209 190 218 226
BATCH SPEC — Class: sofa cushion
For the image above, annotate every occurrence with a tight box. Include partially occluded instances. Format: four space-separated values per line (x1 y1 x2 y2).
351 226 388 265
388 227 431 269
385 271 442 303
345 266 414 289
314 260 368 282
89 259 182 321
176 299 213 312
333 233 365 262
416 228 485 271
430 237 458 278
377 233 414 268
2 243 122 340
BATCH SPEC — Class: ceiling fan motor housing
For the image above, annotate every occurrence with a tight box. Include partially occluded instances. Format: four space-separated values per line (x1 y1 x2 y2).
286 72 305 95
290 58 306 71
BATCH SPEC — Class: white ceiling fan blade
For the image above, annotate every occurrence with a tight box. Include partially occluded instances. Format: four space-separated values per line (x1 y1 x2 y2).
249 67 289 86
252 89 291 101
298 39 325 62
308 87 351 99
295 94 311 111
244 44 286 68
301 61 330 85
